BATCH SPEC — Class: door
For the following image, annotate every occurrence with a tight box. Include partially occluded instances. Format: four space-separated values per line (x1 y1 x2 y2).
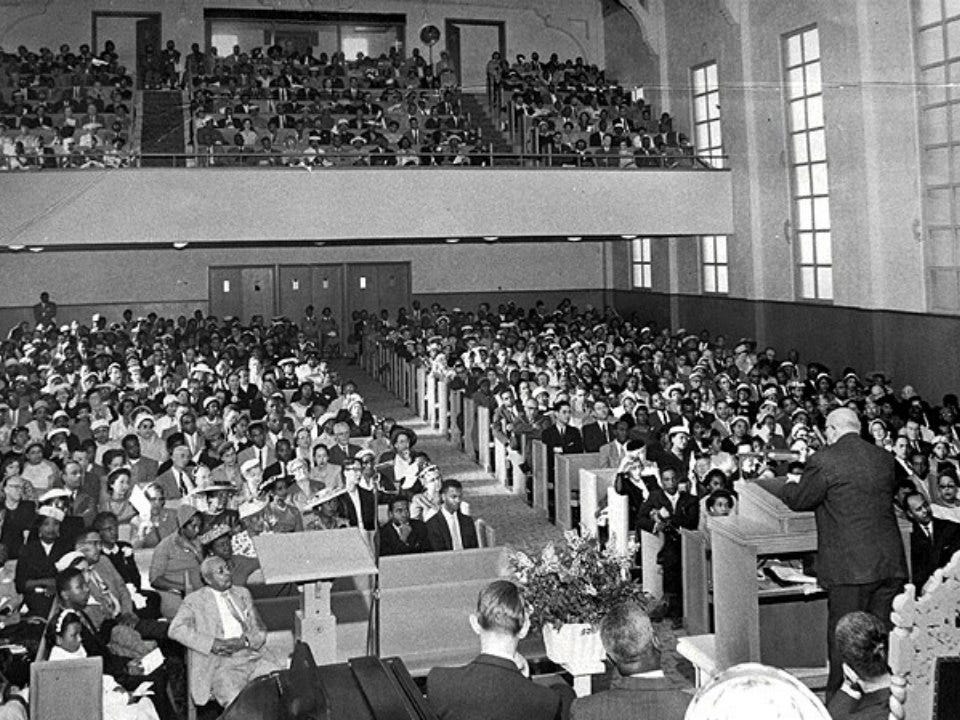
375 263 410 313
446 24 461 85
311 264 344 339
135 17 162 90
346 265 381 328
279 266 313 321
240 267 275 323
445 21 505 91
209 267 242 321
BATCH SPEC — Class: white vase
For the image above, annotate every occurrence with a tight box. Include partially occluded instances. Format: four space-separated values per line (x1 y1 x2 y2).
541 622 606 675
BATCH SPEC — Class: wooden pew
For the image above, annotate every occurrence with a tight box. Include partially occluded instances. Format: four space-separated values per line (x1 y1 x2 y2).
476 405 493 473
416 366 428 421
449 389 464 448
681 528 712 636
530 439 550 516
406 362 417 409
30 657 103 720
463 396 477 462
426 373 438 428
437 378 450 437
577 468 618 537
602 485 663 600
493 436 509 488
554 453 601 531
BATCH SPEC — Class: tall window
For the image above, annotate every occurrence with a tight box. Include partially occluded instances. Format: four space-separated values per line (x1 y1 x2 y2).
632 238 652 289
701 235 729 293
784 26 833 301
914 0 960 311
691 62 724 168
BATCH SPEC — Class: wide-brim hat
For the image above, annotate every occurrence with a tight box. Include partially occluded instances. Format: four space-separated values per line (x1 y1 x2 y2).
304 486 347 511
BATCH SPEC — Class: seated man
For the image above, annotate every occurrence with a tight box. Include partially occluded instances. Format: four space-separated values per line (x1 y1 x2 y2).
427 580 571 720
379 495 429 556
571 601 689 720
169 556 284 709
425 479 479 551
902 490 960 589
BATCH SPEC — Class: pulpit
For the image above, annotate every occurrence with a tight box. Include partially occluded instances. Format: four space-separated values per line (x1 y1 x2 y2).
255 529 378 666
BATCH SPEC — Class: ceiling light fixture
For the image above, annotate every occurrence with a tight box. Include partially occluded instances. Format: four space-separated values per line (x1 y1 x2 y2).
7 245 25 251
621 234 637 240
172 242 189 250
567 236 582 242
483 236 499 242
446 238 460 244
28 246 43 253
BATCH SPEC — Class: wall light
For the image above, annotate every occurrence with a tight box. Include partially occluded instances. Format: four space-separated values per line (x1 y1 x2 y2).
621 234 637 240
567 236 582 242
28 247 43 253
8 245 25 251
172 242 189 250
483 236 499 242
446 238 460 244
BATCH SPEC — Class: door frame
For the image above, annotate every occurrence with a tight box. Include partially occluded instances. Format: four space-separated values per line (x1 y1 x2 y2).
443 19 506 86
92 11 162 89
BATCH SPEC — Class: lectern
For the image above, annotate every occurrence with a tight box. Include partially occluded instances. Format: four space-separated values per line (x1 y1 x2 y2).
254 529 379 665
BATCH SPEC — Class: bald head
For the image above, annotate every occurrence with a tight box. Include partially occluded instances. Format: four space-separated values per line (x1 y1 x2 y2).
200 556 232 591
826 408 860 443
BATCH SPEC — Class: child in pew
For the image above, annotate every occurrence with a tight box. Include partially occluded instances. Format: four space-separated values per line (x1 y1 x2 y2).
45 609 160 720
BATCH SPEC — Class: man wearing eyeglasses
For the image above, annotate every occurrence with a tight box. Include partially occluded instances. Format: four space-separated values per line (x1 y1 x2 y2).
758 407 908 702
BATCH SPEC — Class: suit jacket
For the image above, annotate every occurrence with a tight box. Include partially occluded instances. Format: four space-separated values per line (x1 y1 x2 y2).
168 584 268 706
635 489 700 537
599 440 629 469
154 466 194 500
327 443 362 467
540 423 584 456
379 519 430 555
581 421 614 453
127 456 159 487
571 673 690 720
425 509 479 551
427 653 563 720
758 433 908 588
338 487 377 530
910 518 960 589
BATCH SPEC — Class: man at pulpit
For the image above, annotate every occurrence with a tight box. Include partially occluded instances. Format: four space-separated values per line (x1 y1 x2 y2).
757 407 907 700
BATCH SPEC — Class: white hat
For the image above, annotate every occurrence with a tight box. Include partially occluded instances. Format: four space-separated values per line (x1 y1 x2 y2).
38 506 65 522
55 550 86 572
90 418 110 431
305 486 347 511
162 394 178 407
38 488 72 504
134 412 154 428
667 425 690 438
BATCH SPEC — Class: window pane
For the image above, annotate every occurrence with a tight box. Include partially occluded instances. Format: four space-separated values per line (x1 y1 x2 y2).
948 19 960 56
696 124 710 150
716 236 728 263
918 0 942 26
643 265 652 288
794 165 812 197
927 187 953 224
641 238 651 260
920 26 945 65
704 268 716 293
632 239 642 259
809 129 827 161
787 67 805 99
806 62 822 97
803 29 820 61
710 120 722 148
702 236 715 263
692 68 706 96
717 265 729 293
706 90 720 120
790 99 807 131
694 95 707 123
815 232 832 263
806 95 824 129
922 65 947 106
810 162 830 194
950 145 960 178
797 199 814 230
929 229 956 265
817 267 834 299
786 34 803 66
800 266 817 298
813 197 831 228
706 63 718 89
924 105 950 144
798 232 815 263
793 133 809 164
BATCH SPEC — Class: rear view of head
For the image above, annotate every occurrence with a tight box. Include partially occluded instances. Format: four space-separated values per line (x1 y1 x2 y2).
835 611 889 683
600 601 659 675
472 580 528 639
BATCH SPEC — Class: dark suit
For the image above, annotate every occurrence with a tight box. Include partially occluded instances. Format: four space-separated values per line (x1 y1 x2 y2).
636 489 699 612
427 653 564 720
581 421 613 453
327 443 362 467
571 673 690 720
540 423 584 455
14 537 71 617
379 519 430 555
758 432 908 697
338 488 376 530
127 456 158 487
425 509 479 551
910 518 960 589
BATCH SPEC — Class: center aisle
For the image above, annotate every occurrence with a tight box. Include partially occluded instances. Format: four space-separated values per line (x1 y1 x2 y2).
344 364 564 554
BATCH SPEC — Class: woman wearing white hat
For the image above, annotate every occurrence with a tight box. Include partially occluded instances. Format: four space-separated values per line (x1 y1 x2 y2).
134 411 166 463
302 487 349 531
15 506 70 617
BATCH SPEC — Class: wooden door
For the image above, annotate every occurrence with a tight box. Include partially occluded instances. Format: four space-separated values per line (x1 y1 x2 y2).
376 263 411 313
209 267 242 320
345 264 381 325
240 267 275 323
135 17 161 90
279 265 313 321
311 264 344 336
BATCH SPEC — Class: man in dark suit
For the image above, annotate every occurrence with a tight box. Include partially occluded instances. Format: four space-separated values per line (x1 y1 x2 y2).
121 435 158 488
540 401 584 522
338 458 376 530
635 467 699 627
425 480 479 551
758 407 908 700
903 491 960 589
599 420 631 468
571 601 689 720
379 496 429 556
327 421 363 467
581 400 614 453
427 580 570 720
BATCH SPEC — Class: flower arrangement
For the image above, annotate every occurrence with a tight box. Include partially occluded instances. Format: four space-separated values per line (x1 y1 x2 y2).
509 531 648 632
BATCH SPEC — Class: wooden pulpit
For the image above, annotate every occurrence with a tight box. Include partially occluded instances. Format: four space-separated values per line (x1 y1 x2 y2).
254 529 378 666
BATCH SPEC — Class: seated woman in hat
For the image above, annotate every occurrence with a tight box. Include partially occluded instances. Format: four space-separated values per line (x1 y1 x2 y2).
247 475 303 534
34 488 86 549
15 505 71 617
302 487 350 531
377 427 423 494
148 504 204 619
19 440 60 494
307 444 342 491
191 467 240 534
409 464 444 522
198 524 261 587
